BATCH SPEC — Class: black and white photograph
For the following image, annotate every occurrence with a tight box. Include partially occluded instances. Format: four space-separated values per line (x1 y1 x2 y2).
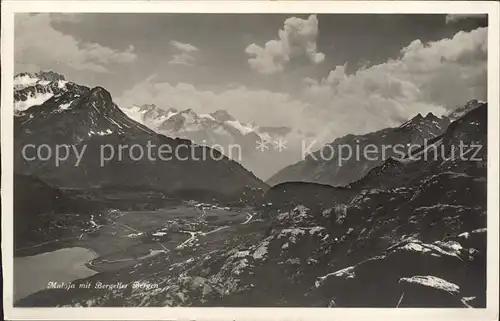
1 1 499 320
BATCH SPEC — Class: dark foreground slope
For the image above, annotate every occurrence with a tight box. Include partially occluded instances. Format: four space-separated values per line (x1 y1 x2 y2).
14 173 108 254
17 103 487 307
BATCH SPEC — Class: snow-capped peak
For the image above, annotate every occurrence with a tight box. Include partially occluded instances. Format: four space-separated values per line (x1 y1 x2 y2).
14 71 72 114
210 109 235 122
122 104 178 127
124 104 261 137
226 120 257 135
122 103 304 145
14 73 40 89
14 71 67 90
447 99 485 121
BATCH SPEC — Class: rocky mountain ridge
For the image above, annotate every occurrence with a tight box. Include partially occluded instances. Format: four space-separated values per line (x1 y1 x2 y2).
267 100 483 187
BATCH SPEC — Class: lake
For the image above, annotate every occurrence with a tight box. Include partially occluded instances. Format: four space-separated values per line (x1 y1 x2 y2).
14 247 98 302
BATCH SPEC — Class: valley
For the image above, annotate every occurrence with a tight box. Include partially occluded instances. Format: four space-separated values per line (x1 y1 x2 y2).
14 199 267 303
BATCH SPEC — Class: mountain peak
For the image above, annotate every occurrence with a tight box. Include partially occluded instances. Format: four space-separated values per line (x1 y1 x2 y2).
412 113 424 121
399 113 424 129
179 108 198 118
37 70 66 82
424 112 439 121
15 72 32 78
89 87 112 102
15 70 66 82
210 109 235 122
68 86 117 115
465 99 480 109
447 99 486 121
139 104 157 112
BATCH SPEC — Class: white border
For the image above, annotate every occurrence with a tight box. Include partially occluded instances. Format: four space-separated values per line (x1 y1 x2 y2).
2 1 499 320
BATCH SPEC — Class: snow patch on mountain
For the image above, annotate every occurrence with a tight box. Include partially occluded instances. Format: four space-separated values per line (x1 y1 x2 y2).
199 114 216 121
58 101 73 111
122 105 147 123
14 92 54 112
447 99 484 121
118 103 316 179
88 129 114 137
226 120 257 135
122 104 298 144
14 74 40 89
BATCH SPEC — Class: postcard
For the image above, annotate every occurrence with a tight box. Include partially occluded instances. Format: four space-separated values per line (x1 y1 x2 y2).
1 1 499 320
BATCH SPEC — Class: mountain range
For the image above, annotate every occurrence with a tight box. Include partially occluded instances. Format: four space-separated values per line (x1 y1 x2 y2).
13 71 266 196
13 71 482 187
121 93 483 187
267 100 484 187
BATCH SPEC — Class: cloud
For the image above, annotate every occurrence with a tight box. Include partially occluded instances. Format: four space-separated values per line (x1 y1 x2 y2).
301 27 487 141
445 14 487 24
245 15 325 74
169 40 199 52
118 27 487 146
48 13 84 23
15 13 137 73
169 53 196 66
117 78 314 132
168 40 199 66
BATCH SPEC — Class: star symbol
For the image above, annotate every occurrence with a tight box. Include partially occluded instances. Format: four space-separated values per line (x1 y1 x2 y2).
256 137 270 152
273 138 287 152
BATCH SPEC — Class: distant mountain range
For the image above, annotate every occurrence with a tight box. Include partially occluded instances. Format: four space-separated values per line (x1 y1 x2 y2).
122 103 314 180
267 99 484 187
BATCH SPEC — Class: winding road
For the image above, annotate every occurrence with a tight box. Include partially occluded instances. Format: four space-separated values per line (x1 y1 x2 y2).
176 225 229 249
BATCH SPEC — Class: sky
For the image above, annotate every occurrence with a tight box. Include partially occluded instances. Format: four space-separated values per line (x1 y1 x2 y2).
15 13 488 141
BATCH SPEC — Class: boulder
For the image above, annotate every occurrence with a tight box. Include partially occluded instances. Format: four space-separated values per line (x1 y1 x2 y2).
397 275 464 307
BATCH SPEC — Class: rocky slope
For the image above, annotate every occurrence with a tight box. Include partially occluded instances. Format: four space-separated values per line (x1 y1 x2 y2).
13 173 108 254
267 100 483 187
17 103 487 307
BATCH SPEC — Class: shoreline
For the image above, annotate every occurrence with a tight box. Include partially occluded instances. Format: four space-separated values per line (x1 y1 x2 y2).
13 246 101 303
14 238 103 264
